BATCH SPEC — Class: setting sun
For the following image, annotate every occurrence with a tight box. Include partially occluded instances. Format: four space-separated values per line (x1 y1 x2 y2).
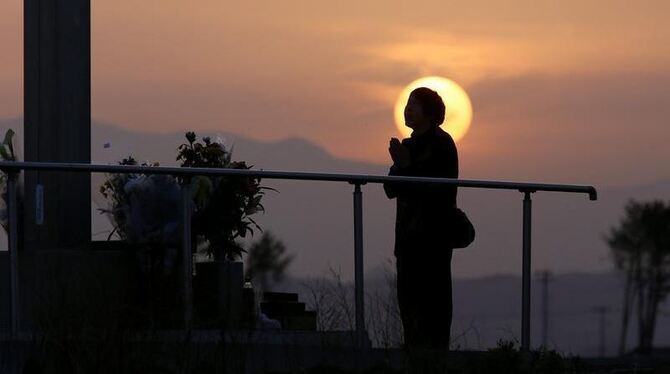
394 76 473 142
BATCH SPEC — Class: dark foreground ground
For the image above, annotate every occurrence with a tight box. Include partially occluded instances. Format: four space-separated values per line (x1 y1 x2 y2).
2 331 670 374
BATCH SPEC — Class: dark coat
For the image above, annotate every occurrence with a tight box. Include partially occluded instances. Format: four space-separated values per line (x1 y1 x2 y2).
383 126 459 257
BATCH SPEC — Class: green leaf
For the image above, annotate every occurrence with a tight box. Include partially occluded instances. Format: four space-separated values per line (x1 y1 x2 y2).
185 132 196 143
0 146 10 161
3 129 15 156
0 129 15 160
2 129 14 145
190 176 213 207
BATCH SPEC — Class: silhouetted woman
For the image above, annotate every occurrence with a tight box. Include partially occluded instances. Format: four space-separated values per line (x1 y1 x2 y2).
383 87 458 358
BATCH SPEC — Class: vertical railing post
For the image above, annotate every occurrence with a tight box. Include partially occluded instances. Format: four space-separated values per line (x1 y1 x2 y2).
352 182 366 349
7 171 20 339
521 191 533 352
182 184 193 329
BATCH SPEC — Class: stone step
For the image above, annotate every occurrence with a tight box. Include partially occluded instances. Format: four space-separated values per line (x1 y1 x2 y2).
261 301 306 316
263 291 298 303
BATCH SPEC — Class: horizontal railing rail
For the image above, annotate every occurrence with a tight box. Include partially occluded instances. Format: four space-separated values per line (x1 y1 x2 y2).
0 161 597 351
0 161 597 199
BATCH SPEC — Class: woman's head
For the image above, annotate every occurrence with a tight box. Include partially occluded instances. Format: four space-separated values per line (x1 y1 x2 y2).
404 87 446 130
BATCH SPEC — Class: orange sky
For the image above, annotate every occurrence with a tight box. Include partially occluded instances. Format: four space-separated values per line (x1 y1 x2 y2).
1 0 669 186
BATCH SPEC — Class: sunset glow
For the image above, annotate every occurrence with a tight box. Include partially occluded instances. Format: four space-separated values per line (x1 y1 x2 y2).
393 76 473 142
1 1 669 180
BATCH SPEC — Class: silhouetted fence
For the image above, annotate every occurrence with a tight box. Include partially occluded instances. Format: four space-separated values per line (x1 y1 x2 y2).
0 161 597 351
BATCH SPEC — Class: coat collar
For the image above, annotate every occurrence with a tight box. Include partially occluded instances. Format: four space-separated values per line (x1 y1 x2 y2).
410 126 439 142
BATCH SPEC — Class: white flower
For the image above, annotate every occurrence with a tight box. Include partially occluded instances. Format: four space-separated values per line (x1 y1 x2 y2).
215 134 227 147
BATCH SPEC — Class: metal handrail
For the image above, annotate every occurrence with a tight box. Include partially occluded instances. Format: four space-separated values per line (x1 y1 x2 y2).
0 161 597 351
0 161 597 199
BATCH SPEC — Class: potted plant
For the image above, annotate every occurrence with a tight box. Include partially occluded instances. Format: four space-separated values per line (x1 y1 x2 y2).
176 132 275 327
98 132 274 328
99 156 183 326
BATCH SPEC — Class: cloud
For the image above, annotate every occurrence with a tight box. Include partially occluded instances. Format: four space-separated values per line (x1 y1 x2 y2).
459 71 670 186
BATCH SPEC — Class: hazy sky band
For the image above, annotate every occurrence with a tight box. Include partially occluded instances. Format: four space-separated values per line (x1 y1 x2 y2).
1 0 669 187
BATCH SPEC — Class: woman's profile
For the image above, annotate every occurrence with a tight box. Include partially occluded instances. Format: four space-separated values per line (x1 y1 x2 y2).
383 87 458 364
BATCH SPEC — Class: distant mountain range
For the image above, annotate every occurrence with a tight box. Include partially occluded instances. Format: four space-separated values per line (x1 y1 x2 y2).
2 117 669 280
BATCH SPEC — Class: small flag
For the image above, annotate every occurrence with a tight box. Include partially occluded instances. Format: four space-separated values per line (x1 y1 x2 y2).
103 142 111 149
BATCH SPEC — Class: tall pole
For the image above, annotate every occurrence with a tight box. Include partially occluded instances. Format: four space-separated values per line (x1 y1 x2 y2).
182 186 193 328
593 306 610 357
352 183 366 349
537 271 552 347
7 172 20 339
24 0 92 251
521 191 533 352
